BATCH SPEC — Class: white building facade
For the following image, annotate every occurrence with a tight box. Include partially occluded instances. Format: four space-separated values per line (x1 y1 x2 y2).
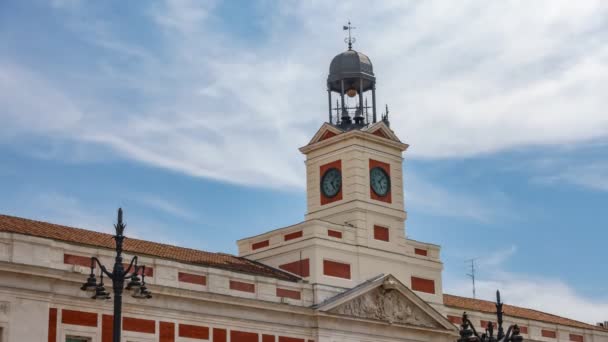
0 45 606 342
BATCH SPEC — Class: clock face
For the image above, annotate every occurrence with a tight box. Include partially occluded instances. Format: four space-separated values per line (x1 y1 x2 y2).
370 167 390 197
321 168 342 198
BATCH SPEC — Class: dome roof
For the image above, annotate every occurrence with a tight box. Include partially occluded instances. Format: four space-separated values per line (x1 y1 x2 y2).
329 50 374 76
327 49 375 92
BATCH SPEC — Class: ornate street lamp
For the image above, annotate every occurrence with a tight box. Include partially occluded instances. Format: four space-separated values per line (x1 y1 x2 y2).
457 291 523 342
80 208 152 342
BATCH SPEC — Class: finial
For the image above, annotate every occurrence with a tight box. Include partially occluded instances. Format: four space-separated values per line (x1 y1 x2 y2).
343 21 356 50
115 207 126 237
118 207 123 224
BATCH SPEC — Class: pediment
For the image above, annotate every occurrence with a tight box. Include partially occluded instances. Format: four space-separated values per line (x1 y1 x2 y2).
364 121 401 143
307 123 344 145
316 275 456 331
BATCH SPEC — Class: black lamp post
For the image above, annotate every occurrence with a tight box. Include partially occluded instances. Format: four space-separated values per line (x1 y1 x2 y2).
80 208 152 342
457 291 523 342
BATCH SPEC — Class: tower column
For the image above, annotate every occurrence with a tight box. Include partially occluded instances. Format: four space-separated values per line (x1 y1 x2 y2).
327 88 332 124
359 78 364 119
372 85 377 123
340 80 347 122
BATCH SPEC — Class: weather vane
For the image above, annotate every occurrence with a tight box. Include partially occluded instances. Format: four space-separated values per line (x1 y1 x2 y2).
343 21 356 50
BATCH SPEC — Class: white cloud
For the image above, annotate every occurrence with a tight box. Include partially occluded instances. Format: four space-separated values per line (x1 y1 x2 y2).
1 0 607 191
445 245 608 324
446 273 608 325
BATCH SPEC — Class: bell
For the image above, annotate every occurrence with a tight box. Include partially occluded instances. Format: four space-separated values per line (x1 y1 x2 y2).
346 88 357 97
80 274 97 292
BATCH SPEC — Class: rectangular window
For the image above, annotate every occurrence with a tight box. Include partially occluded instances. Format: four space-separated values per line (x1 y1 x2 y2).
570 334 584 342
323 260 351 279
414 248 428 256
542 330 557 338
327 229 342 238
411 276 436 294
284 231 303 241
373 225 389 242
252 240 270 250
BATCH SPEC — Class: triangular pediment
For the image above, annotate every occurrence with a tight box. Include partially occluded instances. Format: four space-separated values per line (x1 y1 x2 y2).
316 275 456 332
364 121 402 143
307 123 344 145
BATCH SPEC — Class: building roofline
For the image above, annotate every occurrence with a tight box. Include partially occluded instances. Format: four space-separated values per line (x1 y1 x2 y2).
0 213 300 282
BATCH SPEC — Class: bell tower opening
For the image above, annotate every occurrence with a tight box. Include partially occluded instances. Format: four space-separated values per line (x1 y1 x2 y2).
327 21 380 129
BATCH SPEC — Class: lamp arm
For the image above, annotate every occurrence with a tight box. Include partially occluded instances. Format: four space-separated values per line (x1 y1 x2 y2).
501 325 515 342
91 257 113 279
465 316 482 338
123 255 138 278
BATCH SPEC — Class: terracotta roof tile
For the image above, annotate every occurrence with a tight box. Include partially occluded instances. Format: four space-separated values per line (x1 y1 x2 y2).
444 294 604 331
0 214 299 282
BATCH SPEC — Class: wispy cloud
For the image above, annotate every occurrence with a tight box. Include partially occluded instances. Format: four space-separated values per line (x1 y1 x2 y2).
538 161 608 192
1 1 607 190
134 194 197 221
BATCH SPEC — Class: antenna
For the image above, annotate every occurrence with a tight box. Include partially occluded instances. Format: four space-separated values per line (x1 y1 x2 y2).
466 258 477 299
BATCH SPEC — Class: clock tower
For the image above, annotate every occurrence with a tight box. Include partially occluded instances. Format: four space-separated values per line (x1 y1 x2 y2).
238 31 444 309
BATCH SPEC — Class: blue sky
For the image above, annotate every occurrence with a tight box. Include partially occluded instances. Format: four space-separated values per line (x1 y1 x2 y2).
1 0 607 323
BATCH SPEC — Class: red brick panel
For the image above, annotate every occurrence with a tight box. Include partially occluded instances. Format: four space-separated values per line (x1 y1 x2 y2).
179 324 209 339
284 231 303 241
61 309 98 327
411 276 435 294
123 317 155 334
519 326 528 334
373 225 389 241
231 330 258 342
327 229 342 238
48 308 57 342
230 280 255 293
369 159 392 203
64 254 93 268
414 248 428 256
279 337 305 342
122 263 153 277
319 130 337 141
252 240 270 250
542 330 557 338
276 288 301 300
448 315 462 324
178 272 207 286
160 322 175 342
213 328 227 342
320 160 343 205
279 259 310 277
102 315 113 342
263 335 276 342
570 334 584 342
323 260 351 279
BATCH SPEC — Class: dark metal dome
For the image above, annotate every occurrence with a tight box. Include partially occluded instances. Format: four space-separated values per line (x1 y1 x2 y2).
327 50 375 93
